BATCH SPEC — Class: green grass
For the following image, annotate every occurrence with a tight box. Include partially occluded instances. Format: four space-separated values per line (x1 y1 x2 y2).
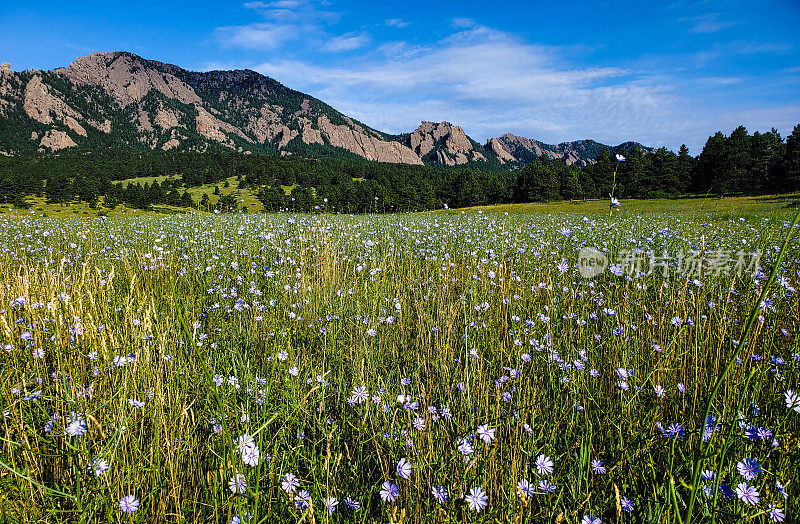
0 196 195 219
118 174 179 186
0 204 798 523
181 176 264 212
10 192 798 220
461 193 800 219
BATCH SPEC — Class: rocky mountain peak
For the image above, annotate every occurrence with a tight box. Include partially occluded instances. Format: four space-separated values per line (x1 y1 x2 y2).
55 52 202 107
490 133 652 167
485 137 516 164
408 121 486 166
0 51 651 165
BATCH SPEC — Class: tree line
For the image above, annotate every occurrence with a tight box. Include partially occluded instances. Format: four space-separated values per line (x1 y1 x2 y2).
0 124 798 212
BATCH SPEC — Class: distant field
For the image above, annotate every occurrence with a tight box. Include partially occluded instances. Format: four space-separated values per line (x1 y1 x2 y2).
462 193 800 219
0 197 193 218
3 192 798 219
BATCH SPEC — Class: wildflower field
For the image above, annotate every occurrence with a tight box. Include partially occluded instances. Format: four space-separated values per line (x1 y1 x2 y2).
1 202 799 523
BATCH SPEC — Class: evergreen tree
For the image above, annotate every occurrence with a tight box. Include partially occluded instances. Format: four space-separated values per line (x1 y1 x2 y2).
750 129 784 189
561 169 583 200
217 193 239 212
46 171 72 203
619 146 646 197
257 185 286 211
696 131 727 193
647 148 678 196
676 144 694 193
784 124 800 190
723 126 752 192
592 147 616 198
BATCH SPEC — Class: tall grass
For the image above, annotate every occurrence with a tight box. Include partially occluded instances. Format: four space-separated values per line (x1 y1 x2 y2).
0 209 798 523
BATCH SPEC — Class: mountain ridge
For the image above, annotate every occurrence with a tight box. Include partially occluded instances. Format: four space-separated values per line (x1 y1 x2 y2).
0 52 654 166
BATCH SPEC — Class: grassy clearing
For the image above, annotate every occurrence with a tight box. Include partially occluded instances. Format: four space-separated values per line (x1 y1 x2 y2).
0 203 798 523
180 176 264 212
0 197 195 219
7 192 799 221
462 194 800 219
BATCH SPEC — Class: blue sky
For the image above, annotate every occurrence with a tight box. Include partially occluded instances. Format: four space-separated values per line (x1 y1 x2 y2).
2 0 799 152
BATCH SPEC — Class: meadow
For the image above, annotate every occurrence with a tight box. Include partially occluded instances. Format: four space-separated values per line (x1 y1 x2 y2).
1 198 799 523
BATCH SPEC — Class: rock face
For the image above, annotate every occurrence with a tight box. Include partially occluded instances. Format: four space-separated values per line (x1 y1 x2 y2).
0 64 20 113
407 121 486 166
0 51 651 165
314 116 422 164
39 129 77 150
23 75 82 126
486 137 516 164
55 52 202 107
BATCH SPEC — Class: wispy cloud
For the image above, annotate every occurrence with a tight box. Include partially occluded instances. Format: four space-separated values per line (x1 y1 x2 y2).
215 22 298 50
689 13 736 34
385 18 409 28
451 17 477 28
242 0 339 23
244 0 301 9
695 76 743 86
322 32 370 52
215 0 341 51
251 24 679 147
725 40 792 55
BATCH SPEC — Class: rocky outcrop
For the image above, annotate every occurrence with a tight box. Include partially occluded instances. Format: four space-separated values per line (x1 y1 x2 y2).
244 104 297 147
300 117 324 145
39 129 77 150
316 116 423 164
494 133 590 166
154 107 180 130
23 75 82 126
64 115 87 137
195 105 248 145
41 53 429 162
408 121 486 166
56 52 202 107
162 137 181 150
135 110 154 133
0 64 19 113
490 133 654 167
20 75 111 137
486 137 516 164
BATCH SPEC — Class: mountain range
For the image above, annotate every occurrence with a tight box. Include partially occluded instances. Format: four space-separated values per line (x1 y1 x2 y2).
0 52 652 166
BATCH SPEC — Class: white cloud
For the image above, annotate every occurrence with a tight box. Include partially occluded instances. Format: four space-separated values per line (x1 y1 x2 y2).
322 32 371 52
695 76 743 86
385 18 409 28
252 25 680 147
451 18 477 28
242 0 339 23
215 22 298 50
244 0 301 9
689 14 736 34
725 40 792 55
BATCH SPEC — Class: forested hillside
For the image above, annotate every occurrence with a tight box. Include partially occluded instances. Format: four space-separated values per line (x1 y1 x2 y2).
0 124 798 213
